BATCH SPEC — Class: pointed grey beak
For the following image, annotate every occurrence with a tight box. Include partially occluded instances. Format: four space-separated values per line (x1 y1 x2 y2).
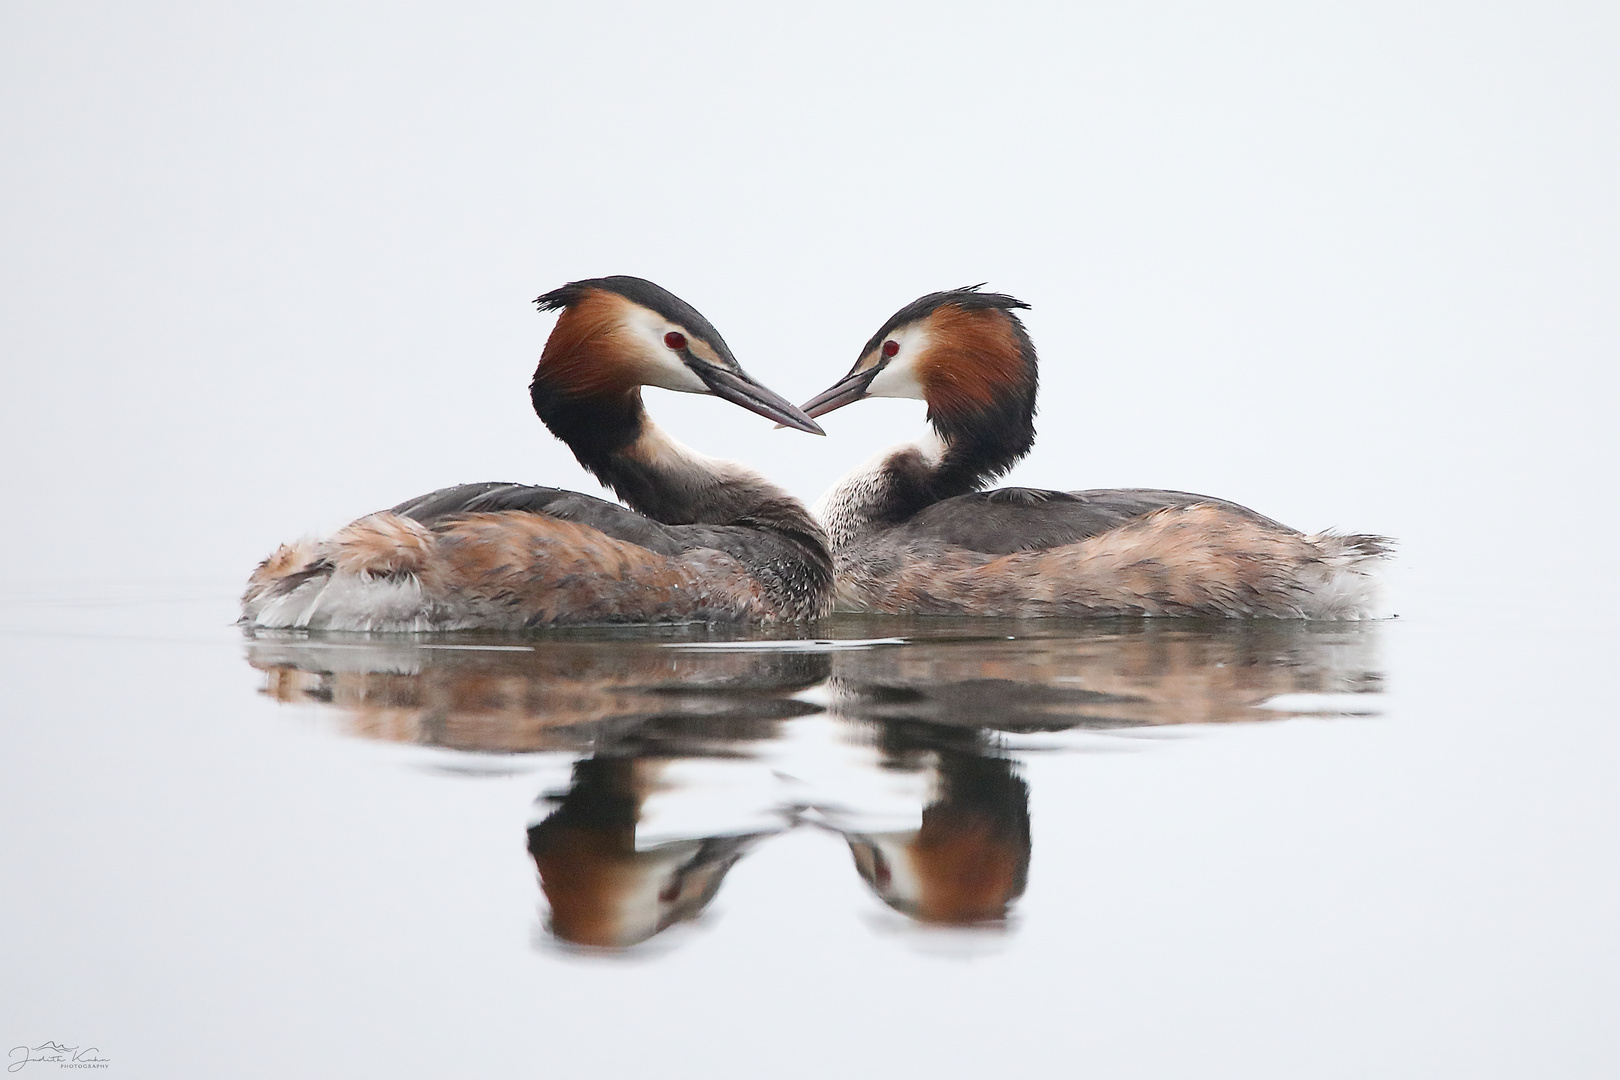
801 366 880 420
695 363 825 435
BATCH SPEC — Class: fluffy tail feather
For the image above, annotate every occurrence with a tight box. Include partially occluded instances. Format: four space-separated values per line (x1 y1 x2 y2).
1300 532 1395 619
241 515 442 631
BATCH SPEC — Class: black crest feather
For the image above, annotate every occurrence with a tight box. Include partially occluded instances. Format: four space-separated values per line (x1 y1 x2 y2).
858 284 1032 360
535 274 739 366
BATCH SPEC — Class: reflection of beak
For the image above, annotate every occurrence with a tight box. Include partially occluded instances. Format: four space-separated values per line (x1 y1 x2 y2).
695 363 825 435
800 366 880 420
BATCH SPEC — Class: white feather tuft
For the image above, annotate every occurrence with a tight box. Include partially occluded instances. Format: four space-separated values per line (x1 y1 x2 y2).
1298 534 1392 619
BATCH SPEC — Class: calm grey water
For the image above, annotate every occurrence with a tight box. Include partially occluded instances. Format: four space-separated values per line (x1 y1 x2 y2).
3 586 1615 1077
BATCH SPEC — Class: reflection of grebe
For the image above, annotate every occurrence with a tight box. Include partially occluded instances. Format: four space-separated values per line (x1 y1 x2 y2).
827 620 1384 729
247 635 828 753
844 732 1029 925
242 276 831 631
528 758 778 949
245 622 1383 948
802 288 1391 618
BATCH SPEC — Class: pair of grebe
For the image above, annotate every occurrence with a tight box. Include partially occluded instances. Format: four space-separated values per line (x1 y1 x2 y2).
242 276 1388 630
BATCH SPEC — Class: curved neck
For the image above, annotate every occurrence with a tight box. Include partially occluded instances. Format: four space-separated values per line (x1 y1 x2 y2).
927 404 1035 499
531 376 824 538
816 407 1034 550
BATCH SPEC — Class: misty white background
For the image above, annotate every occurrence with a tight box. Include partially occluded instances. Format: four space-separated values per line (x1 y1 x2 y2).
4 4 1620 1079
4 2 1615 614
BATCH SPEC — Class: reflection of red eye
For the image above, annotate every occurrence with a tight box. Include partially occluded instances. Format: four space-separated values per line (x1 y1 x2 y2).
882 340 899 358
664 331 687 350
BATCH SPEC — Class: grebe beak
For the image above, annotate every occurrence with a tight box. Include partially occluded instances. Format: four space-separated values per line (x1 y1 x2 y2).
694 363 825 435
800 366 879 420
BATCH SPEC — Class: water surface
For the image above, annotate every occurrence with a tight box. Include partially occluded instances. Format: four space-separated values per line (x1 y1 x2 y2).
3 590 1615 1077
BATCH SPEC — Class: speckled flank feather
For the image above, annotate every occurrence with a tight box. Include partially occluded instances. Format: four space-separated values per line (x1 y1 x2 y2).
832 504 1391 619
242 511 791 631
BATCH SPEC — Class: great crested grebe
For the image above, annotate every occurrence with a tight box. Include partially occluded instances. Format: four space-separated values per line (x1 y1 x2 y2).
243 276 833 631
802 287 1391 619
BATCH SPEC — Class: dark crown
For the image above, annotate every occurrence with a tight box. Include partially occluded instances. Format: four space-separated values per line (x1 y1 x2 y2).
535 275 740 367
859 284 1031 359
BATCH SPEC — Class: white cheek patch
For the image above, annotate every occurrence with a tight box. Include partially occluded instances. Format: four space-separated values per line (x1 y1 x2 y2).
867 358 924 399
865 324 930 401
624 305 708 394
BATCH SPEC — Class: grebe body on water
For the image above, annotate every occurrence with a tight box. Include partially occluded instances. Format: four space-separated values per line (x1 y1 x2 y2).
802 287 1390 619
243 276 833 631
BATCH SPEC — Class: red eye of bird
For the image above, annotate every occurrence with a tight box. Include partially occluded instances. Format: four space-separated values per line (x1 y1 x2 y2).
664 331 687 351
882 339 899 358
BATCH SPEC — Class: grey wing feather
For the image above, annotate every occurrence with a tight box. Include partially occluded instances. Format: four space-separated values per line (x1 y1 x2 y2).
385 483 686 555
888 487 1296 554
383 484 826 603
386 483 526 520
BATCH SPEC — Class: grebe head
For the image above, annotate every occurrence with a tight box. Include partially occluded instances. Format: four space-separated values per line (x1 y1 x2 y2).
803 286 1038 493
533 275 822 434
